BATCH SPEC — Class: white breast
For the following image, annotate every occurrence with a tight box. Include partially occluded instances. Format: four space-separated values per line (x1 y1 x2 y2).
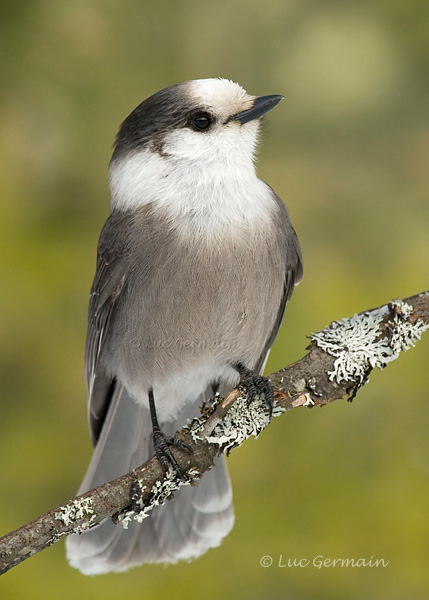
109 145 276 241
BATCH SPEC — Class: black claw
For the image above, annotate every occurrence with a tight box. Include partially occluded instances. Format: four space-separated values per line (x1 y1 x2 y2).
148 388 192 482
153 426 190 481
234 363 274 417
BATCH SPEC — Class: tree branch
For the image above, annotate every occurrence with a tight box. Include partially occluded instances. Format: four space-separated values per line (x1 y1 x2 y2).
1 291 428 575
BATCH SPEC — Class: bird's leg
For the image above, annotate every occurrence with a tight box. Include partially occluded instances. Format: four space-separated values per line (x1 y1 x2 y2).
232 362 274 417
148 388 191 481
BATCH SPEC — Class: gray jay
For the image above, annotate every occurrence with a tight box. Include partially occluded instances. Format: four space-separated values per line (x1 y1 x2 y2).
66 78 303 574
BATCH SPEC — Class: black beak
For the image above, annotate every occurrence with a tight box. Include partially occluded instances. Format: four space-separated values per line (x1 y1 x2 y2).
229 94 284 125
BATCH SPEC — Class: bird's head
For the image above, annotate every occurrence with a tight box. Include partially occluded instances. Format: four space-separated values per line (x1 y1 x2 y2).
112 78 282 165
109 79 283 211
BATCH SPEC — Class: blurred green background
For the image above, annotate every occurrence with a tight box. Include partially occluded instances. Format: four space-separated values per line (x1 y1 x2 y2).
1 1 428 599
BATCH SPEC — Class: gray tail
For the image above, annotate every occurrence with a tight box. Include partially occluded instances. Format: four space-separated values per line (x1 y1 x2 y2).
65 386 234 575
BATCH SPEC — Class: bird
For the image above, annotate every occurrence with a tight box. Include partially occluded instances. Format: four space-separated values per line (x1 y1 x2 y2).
66 78 303 575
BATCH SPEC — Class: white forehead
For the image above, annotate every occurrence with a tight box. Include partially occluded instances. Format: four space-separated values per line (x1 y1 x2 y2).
188 78 255 117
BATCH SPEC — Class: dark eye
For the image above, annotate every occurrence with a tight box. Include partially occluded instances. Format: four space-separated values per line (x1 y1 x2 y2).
190 113 213 131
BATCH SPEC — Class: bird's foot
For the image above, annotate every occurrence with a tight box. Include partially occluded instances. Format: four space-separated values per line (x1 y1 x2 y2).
153 426 192 481
234 363 274 417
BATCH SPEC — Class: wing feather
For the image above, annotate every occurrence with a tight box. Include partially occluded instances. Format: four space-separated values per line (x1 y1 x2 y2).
85 211 133 444
254 192 303 373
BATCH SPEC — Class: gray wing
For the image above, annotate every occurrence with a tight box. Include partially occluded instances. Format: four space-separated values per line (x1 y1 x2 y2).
254 192 303 373
85 211 134 444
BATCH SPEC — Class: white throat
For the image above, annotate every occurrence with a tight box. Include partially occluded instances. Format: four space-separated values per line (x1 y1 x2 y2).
109 146 275 237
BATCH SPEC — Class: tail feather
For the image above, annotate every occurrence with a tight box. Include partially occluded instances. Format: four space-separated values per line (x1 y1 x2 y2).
66 386 234 575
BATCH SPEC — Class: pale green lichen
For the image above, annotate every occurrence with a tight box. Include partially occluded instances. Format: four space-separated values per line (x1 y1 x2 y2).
54 497 95 528
203 393 272 454
311 300 428 384
387 300 428 355
120 467 200 528
186 384 284 454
